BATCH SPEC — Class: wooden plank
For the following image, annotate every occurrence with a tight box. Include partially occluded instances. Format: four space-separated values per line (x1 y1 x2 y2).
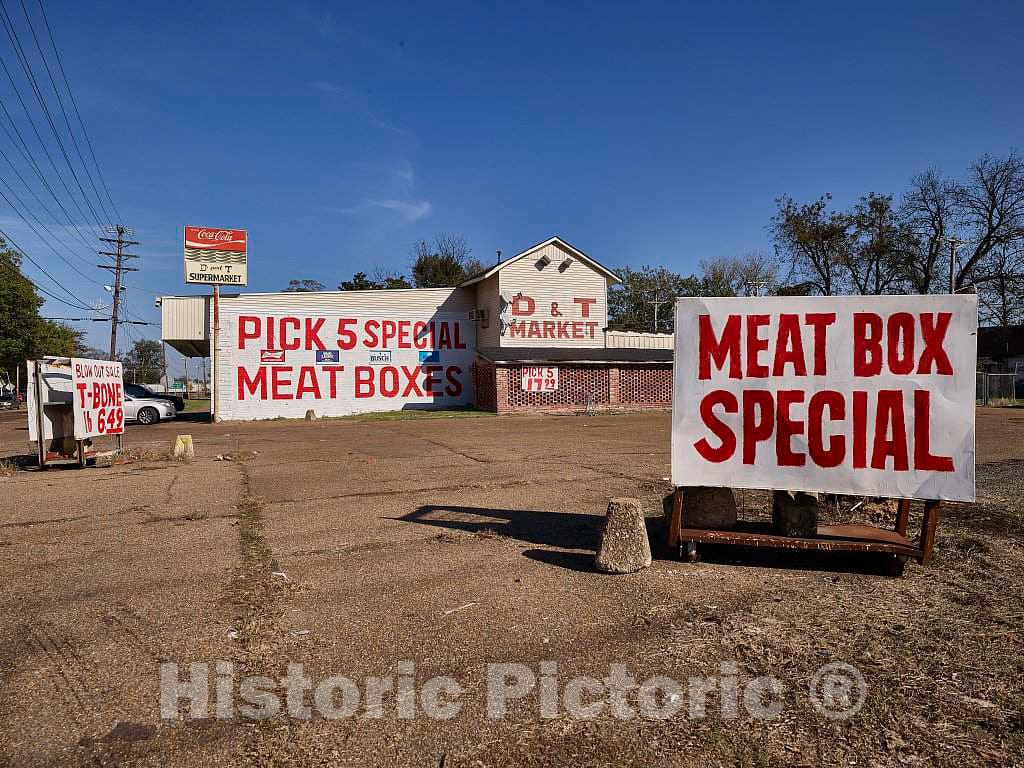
667 488 683 548
895 498 911 536
677 522 922 558
919 501 941 565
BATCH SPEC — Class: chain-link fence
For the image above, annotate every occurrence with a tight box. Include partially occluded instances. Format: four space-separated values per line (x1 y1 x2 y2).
977 372 1019 406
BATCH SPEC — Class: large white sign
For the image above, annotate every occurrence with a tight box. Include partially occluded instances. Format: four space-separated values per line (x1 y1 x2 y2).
71 358 124 438
671 295 977 501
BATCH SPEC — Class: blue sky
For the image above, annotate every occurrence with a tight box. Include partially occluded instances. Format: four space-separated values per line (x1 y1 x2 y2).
3 0 1022 364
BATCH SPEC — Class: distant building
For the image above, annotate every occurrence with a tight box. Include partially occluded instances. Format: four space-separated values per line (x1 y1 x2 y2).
159 236 672 420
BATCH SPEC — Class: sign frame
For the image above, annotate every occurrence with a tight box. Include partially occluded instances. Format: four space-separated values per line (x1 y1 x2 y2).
184 225 248 286
671 294 978 502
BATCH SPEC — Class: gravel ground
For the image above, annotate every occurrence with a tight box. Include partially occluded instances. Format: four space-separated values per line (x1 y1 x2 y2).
0 407 1021 767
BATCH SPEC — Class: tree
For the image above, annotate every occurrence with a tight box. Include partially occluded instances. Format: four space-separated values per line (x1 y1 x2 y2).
411 234 476 287
975 245 1024 326
771 195 852 296
842 193 913 295
284 279 325 292
900 169 954 294
338 270 412 291
0 240 83 377
951 153 1024 291
608 266 701 332
699 251 780 296
122 339 163 383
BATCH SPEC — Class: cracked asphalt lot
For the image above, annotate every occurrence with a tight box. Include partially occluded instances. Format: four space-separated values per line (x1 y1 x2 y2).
0 408 1021 767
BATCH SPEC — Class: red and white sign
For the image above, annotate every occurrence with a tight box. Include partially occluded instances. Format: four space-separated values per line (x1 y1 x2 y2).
184 225 247 285
218 309 476 420
521 366 558 392
671 295 977 501
71 358 124 438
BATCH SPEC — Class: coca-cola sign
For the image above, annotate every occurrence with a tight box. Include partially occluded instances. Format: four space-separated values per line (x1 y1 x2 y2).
184 225 248 286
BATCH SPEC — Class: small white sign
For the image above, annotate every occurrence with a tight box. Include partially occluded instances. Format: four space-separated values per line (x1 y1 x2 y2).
671 295 977 501
521 366 558 392
71 358 124 438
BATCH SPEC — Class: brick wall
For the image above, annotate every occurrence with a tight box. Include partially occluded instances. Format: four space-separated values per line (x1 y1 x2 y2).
472 359 497 412
475 362 673 413
618 365 673 406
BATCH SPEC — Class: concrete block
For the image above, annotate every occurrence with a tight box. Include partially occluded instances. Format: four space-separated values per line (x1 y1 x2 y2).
772 490 819 537
670 487 737 529
172 435 194 460
596 498 652 574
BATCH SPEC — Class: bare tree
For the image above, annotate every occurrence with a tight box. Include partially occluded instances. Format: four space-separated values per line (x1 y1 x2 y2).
900 169 954 293
843 193 913 295
771 195 851 295
699 251 780 296
976 245 1024 326
952 152 1024 290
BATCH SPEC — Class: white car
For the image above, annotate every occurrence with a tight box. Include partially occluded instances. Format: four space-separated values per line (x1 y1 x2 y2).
124 394 176 425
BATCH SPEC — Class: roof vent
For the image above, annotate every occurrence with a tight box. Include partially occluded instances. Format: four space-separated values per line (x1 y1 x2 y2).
535 254 551 270
559 258 574 272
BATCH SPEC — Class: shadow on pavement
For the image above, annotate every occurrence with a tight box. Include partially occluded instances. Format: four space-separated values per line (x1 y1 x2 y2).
402 504 602 550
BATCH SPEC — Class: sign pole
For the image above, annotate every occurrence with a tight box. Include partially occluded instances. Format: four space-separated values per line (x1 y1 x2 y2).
33 361 45 470
212 284 220 422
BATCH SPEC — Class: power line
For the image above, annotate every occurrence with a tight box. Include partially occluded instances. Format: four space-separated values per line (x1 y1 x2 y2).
0 95 99 250
0 0 104 232
0 158 103 283
34 0 121 223
0 138 97 255
16 0 111 225
0 243 93 310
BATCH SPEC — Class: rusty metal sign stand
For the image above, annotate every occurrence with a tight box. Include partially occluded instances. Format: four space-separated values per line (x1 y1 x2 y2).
667 488 941 575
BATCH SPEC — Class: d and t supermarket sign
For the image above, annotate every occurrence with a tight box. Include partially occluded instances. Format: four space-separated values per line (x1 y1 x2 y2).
184 226 247 285
671 295 977 501
72 358 124 437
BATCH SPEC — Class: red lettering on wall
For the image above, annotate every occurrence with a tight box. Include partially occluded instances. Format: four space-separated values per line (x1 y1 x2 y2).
512 295 535 316
239 316 261 349
238 367 267 399
573 297 596 318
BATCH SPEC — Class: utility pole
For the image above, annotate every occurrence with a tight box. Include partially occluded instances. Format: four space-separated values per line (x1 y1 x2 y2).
648 298 669 332
945 236 969 293
98 225 139 360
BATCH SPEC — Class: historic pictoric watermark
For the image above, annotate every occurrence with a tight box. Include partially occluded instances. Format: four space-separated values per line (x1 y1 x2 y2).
160 660 866 722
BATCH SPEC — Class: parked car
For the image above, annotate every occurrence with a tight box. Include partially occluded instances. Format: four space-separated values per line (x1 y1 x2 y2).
123 383 186 412
124 394 176 425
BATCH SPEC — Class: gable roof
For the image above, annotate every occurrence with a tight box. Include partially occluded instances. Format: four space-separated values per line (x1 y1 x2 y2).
459 236 621 287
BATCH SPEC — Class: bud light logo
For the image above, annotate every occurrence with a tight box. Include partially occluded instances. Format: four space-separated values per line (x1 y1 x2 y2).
316 350 341 364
